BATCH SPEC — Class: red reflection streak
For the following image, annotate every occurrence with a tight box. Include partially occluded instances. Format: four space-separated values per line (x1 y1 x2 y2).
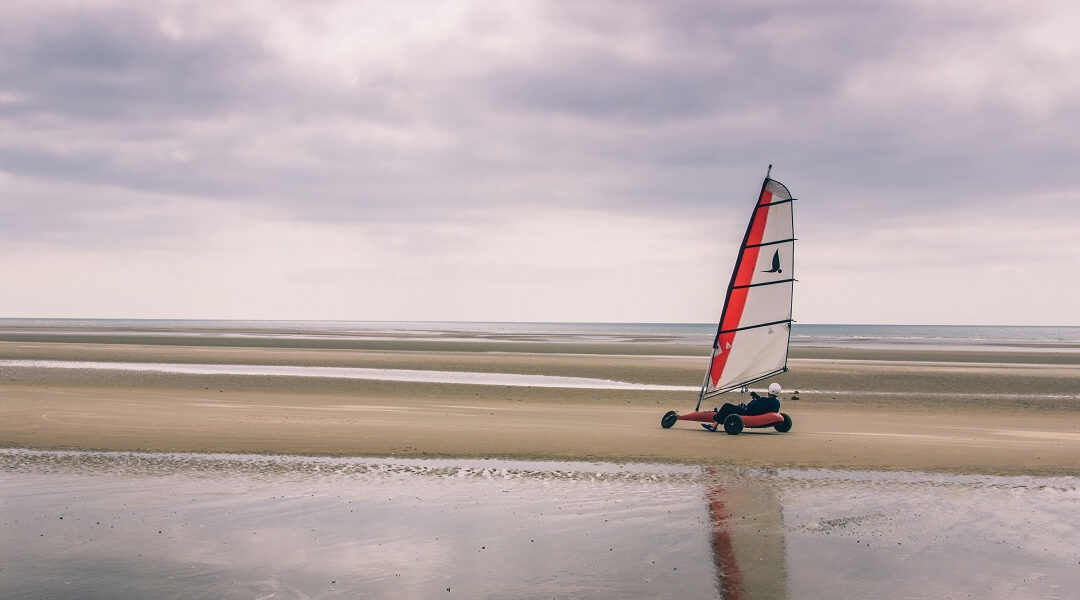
707 481 745 600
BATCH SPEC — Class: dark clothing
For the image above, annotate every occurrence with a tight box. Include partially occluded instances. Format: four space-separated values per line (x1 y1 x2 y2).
712 403 745 423
747 392 781 414
712 392 780 423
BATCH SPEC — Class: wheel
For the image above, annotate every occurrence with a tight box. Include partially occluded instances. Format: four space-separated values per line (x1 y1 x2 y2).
774 413 793 433
723 414 743 435
661 411 679 429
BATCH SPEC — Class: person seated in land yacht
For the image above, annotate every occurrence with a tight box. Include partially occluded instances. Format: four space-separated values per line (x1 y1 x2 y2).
702 382 782 431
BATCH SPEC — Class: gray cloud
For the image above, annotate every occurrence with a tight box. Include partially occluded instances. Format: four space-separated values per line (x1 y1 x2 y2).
1 0 1078 248
1 7 269 120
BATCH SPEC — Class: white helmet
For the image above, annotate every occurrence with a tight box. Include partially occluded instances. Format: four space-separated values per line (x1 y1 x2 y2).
768 383 782 395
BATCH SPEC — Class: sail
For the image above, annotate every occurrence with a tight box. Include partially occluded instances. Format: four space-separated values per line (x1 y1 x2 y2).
699 176 795 404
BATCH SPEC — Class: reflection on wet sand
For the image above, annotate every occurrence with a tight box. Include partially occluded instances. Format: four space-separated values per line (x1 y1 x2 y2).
0 450 718 600
705 468 787 599
3 450 1078 599
0 359 697 391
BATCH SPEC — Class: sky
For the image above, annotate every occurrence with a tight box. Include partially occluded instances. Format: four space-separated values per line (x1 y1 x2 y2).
1 0 1078 325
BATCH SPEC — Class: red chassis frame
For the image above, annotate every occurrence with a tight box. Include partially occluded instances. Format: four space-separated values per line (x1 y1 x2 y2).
661 409 792 434
675 411 785 428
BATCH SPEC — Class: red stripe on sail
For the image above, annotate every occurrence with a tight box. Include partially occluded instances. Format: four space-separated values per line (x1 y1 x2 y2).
709 189 773 388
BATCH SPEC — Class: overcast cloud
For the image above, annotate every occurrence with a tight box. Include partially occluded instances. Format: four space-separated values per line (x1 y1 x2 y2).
1 0 1077 324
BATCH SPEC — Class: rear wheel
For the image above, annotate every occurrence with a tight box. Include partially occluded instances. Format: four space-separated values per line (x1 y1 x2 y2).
661 411 679 429
723 414 744 435
774 413 792 433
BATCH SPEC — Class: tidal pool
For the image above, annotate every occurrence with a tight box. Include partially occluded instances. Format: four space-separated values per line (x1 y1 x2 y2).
0 359 696 391
1 450 1077 599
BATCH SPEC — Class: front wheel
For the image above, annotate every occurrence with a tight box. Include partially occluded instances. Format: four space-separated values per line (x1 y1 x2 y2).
774 413 793 433
661 411 679 429
723 414 744 435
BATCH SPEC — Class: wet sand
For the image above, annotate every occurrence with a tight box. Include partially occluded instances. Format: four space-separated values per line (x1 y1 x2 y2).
1 337 1079 475
1 452 718 600
3 450 1077 599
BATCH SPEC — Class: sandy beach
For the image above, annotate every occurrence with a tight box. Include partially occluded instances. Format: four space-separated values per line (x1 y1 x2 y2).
2 331 1078 475
3 326 1080 599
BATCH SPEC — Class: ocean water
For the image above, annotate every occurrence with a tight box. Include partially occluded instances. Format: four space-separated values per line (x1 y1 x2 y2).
0 319 1078 351
791 323 1080 351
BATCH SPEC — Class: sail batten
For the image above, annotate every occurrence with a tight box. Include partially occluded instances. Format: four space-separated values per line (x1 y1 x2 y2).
697 174 795 409
732 278 795 290
745 238 795 249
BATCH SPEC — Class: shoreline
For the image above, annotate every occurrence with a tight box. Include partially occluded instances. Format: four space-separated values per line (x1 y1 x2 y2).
3 328 1080 360
1 339 1079 476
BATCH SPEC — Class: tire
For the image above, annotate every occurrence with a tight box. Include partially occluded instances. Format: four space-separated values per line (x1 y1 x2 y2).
661 411 679 429
723 414 743 435
774 413 792 433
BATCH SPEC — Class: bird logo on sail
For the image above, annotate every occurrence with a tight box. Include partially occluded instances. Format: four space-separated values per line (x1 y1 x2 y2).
763 249 782 273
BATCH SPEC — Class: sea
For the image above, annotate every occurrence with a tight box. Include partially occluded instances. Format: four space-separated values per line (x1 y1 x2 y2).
0 319 1078 352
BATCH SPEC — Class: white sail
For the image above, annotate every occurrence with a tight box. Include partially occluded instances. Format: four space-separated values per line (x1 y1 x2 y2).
699 175 795 404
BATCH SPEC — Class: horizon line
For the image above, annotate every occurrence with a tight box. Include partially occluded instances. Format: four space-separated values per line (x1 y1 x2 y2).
0 317 1077 329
